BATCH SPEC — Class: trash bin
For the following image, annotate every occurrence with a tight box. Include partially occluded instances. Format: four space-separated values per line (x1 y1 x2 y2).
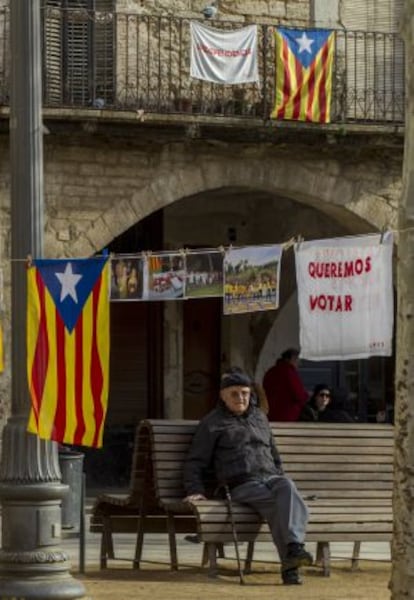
58 448 84 530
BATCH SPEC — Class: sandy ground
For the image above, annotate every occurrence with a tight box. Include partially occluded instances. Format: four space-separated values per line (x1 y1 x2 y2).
77 560 391 600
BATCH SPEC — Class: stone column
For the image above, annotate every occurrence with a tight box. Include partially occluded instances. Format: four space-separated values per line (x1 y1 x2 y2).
390 1 414 598
0 2 84 597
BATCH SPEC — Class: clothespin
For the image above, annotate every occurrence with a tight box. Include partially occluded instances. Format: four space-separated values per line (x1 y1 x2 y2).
26 254 33 269
282 236 296 251
380 227 387 244
295 235 304 251
218 245 226 257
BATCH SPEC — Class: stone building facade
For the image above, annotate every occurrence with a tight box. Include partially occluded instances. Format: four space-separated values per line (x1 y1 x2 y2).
0 0 405 482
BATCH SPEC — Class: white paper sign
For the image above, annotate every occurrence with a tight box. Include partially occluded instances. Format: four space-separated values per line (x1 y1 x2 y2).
190 21 259 84
295 233 394 360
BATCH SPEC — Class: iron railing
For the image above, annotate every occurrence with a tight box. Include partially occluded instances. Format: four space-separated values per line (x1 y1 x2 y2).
0 8 406 125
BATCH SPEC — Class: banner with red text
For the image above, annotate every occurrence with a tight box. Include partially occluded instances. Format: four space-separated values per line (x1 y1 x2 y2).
295 233 393 360
190 22 259 84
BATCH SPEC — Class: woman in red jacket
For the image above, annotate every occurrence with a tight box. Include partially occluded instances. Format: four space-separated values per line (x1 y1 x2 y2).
263 348 309 422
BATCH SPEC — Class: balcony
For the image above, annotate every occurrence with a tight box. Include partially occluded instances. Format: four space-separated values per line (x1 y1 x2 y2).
0 8 406 128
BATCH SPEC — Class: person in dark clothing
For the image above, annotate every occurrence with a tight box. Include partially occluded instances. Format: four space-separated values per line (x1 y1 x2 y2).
183 369 313 585
263 348 309 422
301 384 355 423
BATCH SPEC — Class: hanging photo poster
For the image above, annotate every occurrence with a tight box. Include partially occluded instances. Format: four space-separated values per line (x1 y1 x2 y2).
295 232 394 360
185 250 223 298
223 245 282 315
110 255 144 301
145 253 186 300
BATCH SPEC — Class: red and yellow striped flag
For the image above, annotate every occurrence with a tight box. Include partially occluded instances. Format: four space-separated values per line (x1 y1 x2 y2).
27 257 110 448
271 27 334 123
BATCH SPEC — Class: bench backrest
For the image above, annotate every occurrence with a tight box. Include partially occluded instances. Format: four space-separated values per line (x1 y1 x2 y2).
126 420 166 513
272 422 393 503
141 419 198 508
141 419 394 508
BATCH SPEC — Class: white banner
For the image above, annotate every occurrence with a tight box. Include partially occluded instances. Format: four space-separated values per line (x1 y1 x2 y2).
295 232 394 360
190 21 259 84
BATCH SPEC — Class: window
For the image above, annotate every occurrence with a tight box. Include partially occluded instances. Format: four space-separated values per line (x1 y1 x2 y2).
43 0 114 107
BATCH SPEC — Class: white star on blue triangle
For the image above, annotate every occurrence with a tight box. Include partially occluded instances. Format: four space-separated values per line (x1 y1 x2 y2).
34 257 108 333
278 27 332 69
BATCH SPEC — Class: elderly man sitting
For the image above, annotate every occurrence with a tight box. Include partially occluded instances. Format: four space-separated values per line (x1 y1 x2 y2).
183 369 313 585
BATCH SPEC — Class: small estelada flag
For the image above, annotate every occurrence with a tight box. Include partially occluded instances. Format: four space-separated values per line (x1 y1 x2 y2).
26 257 110 448
271 27 334 123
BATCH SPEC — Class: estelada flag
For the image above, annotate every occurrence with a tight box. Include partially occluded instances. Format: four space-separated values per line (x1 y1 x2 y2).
271 27 334 123
27 257 110 448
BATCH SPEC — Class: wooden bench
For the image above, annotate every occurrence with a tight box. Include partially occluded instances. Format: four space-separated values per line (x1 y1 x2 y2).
146 419 393 577
90 419 196 569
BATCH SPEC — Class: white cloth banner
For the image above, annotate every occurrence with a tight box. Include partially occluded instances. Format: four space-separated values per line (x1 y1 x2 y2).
190 21 259 84
295 232 394 360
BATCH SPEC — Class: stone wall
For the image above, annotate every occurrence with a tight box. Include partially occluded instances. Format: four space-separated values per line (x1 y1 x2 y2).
116 1 310 24
0 126 403 433
114 0 310 110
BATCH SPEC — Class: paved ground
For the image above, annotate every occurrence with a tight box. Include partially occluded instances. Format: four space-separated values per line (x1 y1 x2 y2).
62 520 392 599
0 494 393 599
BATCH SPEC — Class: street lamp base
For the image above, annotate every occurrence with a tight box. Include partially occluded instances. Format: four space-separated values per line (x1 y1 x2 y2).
0 420 86 600
0 572 85 599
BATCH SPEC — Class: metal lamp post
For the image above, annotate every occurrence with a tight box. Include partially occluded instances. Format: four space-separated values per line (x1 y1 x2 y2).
0 1 85 597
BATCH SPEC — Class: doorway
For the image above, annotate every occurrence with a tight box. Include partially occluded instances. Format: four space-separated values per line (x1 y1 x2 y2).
183 298 221 419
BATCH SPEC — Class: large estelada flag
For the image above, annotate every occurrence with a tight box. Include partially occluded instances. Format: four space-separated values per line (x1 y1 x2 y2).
271 27 334 123
27 257 110 448
190 21 259 84
295 233 394 360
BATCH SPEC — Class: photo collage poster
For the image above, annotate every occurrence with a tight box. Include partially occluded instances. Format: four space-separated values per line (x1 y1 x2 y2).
109 246 282 315
185 250 223 298
223 245 283 315
110 253 186 302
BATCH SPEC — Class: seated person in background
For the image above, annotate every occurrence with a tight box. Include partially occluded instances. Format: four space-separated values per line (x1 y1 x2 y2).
263 348 309 422
183 369 313 585
300 384 355 423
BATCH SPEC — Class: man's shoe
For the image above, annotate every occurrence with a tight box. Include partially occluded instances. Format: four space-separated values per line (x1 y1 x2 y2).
282 567 302 585
283 542 313 569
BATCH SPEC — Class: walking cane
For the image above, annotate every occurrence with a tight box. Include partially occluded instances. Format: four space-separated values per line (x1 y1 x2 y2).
223 484 245 585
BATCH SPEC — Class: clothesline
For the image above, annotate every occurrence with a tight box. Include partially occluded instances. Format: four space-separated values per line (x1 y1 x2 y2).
4 227 407 262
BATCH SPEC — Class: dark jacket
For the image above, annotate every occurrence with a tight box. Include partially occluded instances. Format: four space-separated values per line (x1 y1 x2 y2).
303 387 355 423
183 401 283 496
263 359 309 422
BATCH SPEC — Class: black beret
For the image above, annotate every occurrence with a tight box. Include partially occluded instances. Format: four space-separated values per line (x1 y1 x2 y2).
220 371 252 390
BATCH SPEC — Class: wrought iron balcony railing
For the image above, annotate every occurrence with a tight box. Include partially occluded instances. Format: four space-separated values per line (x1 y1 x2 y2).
0 8 406 125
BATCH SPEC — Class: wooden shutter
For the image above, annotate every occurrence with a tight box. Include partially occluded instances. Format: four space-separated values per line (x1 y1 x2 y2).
43 0 114 106
43 1 64 105
93 0 114 105
339 0 404 121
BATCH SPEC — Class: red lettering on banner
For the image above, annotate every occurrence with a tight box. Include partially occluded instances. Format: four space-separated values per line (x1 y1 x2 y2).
196 44 252 57
308 257 372 278
309 295 353 312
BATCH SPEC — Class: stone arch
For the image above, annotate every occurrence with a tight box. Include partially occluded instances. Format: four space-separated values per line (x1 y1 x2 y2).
69 152 399 256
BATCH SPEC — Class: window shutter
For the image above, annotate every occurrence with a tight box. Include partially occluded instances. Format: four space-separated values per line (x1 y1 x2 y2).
43 2 64 105
339 0 404 121
43 0 114 106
